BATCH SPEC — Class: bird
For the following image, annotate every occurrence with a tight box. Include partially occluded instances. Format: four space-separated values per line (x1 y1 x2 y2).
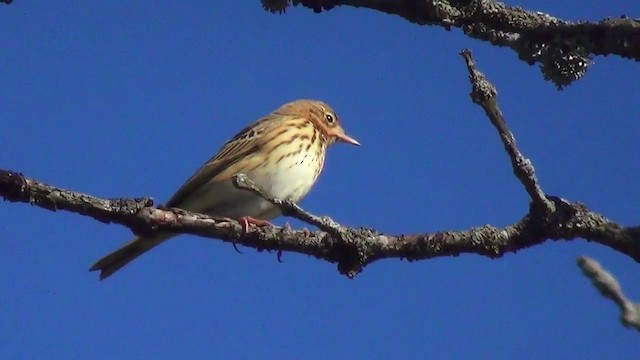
89 99 360 280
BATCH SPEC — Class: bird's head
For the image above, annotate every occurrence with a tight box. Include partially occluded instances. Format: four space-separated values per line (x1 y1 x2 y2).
278 99 360 147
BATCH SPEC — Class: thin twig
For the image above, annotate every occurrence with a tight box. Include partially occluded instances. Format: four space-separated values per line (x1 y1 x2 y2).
578 256 640 332
232 173 344 237
460 49 555 214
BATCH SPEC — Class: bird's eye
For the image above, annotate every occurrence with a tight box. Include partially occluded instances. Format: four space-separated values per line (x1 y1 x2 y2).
325 114 334 124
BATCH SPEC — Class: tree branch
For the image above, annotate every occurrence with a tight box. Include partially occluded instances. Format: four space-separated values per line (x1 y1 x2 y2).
460 49 554 214
460 48 640 330
578 256 640 332
261 0 640 88
2 165 639 279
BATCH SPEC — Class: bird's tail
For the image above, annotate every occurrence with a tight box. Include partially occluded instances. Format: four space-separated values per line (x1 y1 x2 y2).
89 233 174 280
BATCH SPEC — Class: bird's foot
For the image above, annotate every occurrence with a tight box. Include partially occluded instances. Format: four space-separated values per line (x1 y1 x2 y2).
238 216 273 233
231 216 273 253
284 222 311 236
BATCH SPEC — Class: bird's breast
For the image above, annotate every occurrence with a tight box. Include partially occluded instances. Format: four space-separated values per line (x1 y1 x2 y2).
249 140 324 202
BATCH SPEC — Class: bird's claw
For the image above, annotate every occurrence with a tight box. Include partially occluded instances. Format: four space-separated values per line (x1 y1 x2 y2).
232 242 244 254
232 216 273 254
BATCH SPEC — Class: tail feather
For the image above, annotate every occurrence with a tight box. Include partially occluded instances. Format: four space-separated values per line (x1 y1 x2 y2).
89 233 173 280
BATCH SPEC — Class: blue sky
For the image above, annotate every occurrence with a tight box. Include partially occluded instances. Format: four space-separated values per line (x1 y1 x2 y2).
2 1 640 359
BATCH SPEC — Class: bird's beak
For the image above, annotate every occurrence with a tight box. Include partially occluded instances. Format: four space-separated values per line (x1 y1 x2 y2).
335 132 361 146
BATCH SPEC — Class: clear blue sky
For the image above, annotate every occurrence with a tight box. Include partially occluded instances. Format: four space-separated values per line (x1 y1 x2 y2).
2 1 639 359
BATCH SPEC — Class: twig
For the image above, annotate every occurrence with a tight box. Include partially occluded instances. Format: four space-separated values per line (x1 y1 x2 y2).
232 173 344 237
578 256 640 332
460 49 555 214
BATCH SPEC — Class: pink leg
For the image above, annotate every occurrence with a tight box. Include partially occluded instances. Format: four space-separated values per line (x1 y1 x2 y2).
238 216 273 233
232 216 273 254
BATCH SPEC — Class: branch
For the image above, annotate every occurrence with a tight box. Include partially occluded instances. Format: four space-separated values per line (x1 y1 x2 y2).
578 256 640 332
460 49 554 214
460 48 640 331
261 0 640 88
2 167 639 279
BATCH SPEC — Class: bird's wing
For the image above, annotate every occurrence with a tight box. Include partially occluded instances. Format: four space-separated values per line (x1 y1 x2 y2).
165 116 278 208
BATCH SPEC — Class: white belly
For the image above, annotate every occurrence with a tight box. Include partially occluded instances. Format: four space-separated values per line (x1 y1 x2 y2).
259 149 320 200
